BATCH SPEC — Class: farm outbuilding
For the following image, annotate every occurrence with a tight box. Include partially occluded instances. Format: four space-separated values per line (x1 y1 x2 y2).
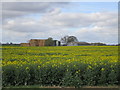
29 39 46 46
20 39 47 46
20 39 61 46
53 40 61 46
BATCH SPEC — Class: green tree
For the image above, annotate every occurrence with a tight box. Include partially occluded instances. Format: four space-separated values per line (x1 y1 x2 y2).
45 37 54 46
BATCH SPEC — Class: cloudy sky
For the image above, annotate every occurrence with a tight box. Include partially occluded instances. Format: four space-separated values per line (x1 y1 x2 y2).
1 2 118 44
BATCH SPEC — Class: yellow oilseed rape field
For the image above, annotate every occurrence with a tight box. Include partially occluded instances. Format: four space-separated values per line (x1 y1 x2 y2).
1 46 119 87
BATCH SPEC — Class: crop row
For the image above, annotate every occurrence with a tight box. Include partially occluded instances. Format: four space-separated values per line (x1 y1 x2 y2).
1 46 119 87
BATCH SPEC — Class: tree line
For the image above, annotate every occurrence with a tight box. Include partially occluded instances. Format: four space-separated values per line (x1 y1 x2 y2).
1 35 119 46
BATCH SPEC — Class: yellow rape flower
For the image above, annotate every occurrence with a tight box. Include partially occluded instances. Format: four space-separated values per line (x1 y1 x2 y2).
101 68 105 71
38 66 40 68
26 67 29 70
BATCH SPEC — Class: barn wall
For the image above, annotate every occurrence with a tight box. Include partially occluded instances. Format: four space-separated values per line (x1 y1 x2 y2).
38 40 46 46
29 40 38 46
29 39 46 46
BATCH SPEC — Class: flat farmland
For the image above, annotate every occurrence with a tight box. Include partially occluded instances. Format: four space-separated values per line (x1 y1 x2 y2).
1 46 119 87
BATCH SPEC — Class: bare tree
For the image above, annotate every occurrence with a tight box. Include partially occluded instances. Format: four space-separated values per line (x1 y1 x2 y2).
61 35 78 45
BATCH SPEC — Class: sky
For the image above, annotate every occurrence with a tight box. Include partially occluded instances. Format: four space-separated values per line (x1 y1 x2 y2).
1 2 118 44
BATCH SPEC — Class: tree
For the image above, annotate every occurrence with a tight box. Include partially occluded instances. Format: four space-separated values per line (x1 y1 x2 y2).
6 42 9 45
91 42 106 46
61 35 78 45
45 37 54 46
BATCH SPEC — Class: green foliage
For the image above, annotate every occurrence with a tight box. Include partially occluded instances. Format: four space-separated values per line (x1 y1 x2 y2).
45 37 54 46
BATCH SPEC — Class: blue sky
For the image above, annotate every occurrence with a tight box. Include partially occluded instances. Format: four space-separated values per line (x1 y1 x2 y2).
62 2 118 13
2 2 118 44
27 2 118 20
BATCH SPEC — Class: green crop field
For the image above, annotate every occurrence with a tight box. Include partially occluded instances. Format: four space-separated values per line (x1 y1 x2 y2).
1 46 119 87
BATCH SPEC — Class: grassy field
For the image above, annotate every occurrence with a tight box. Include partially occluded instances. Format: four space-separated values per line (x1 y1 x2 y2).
1 46 119 87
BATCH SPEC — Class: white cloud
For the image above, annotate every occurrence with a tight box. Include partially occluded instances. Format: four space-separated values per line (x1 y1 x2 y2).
2 2 68 19
2 2 118 44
